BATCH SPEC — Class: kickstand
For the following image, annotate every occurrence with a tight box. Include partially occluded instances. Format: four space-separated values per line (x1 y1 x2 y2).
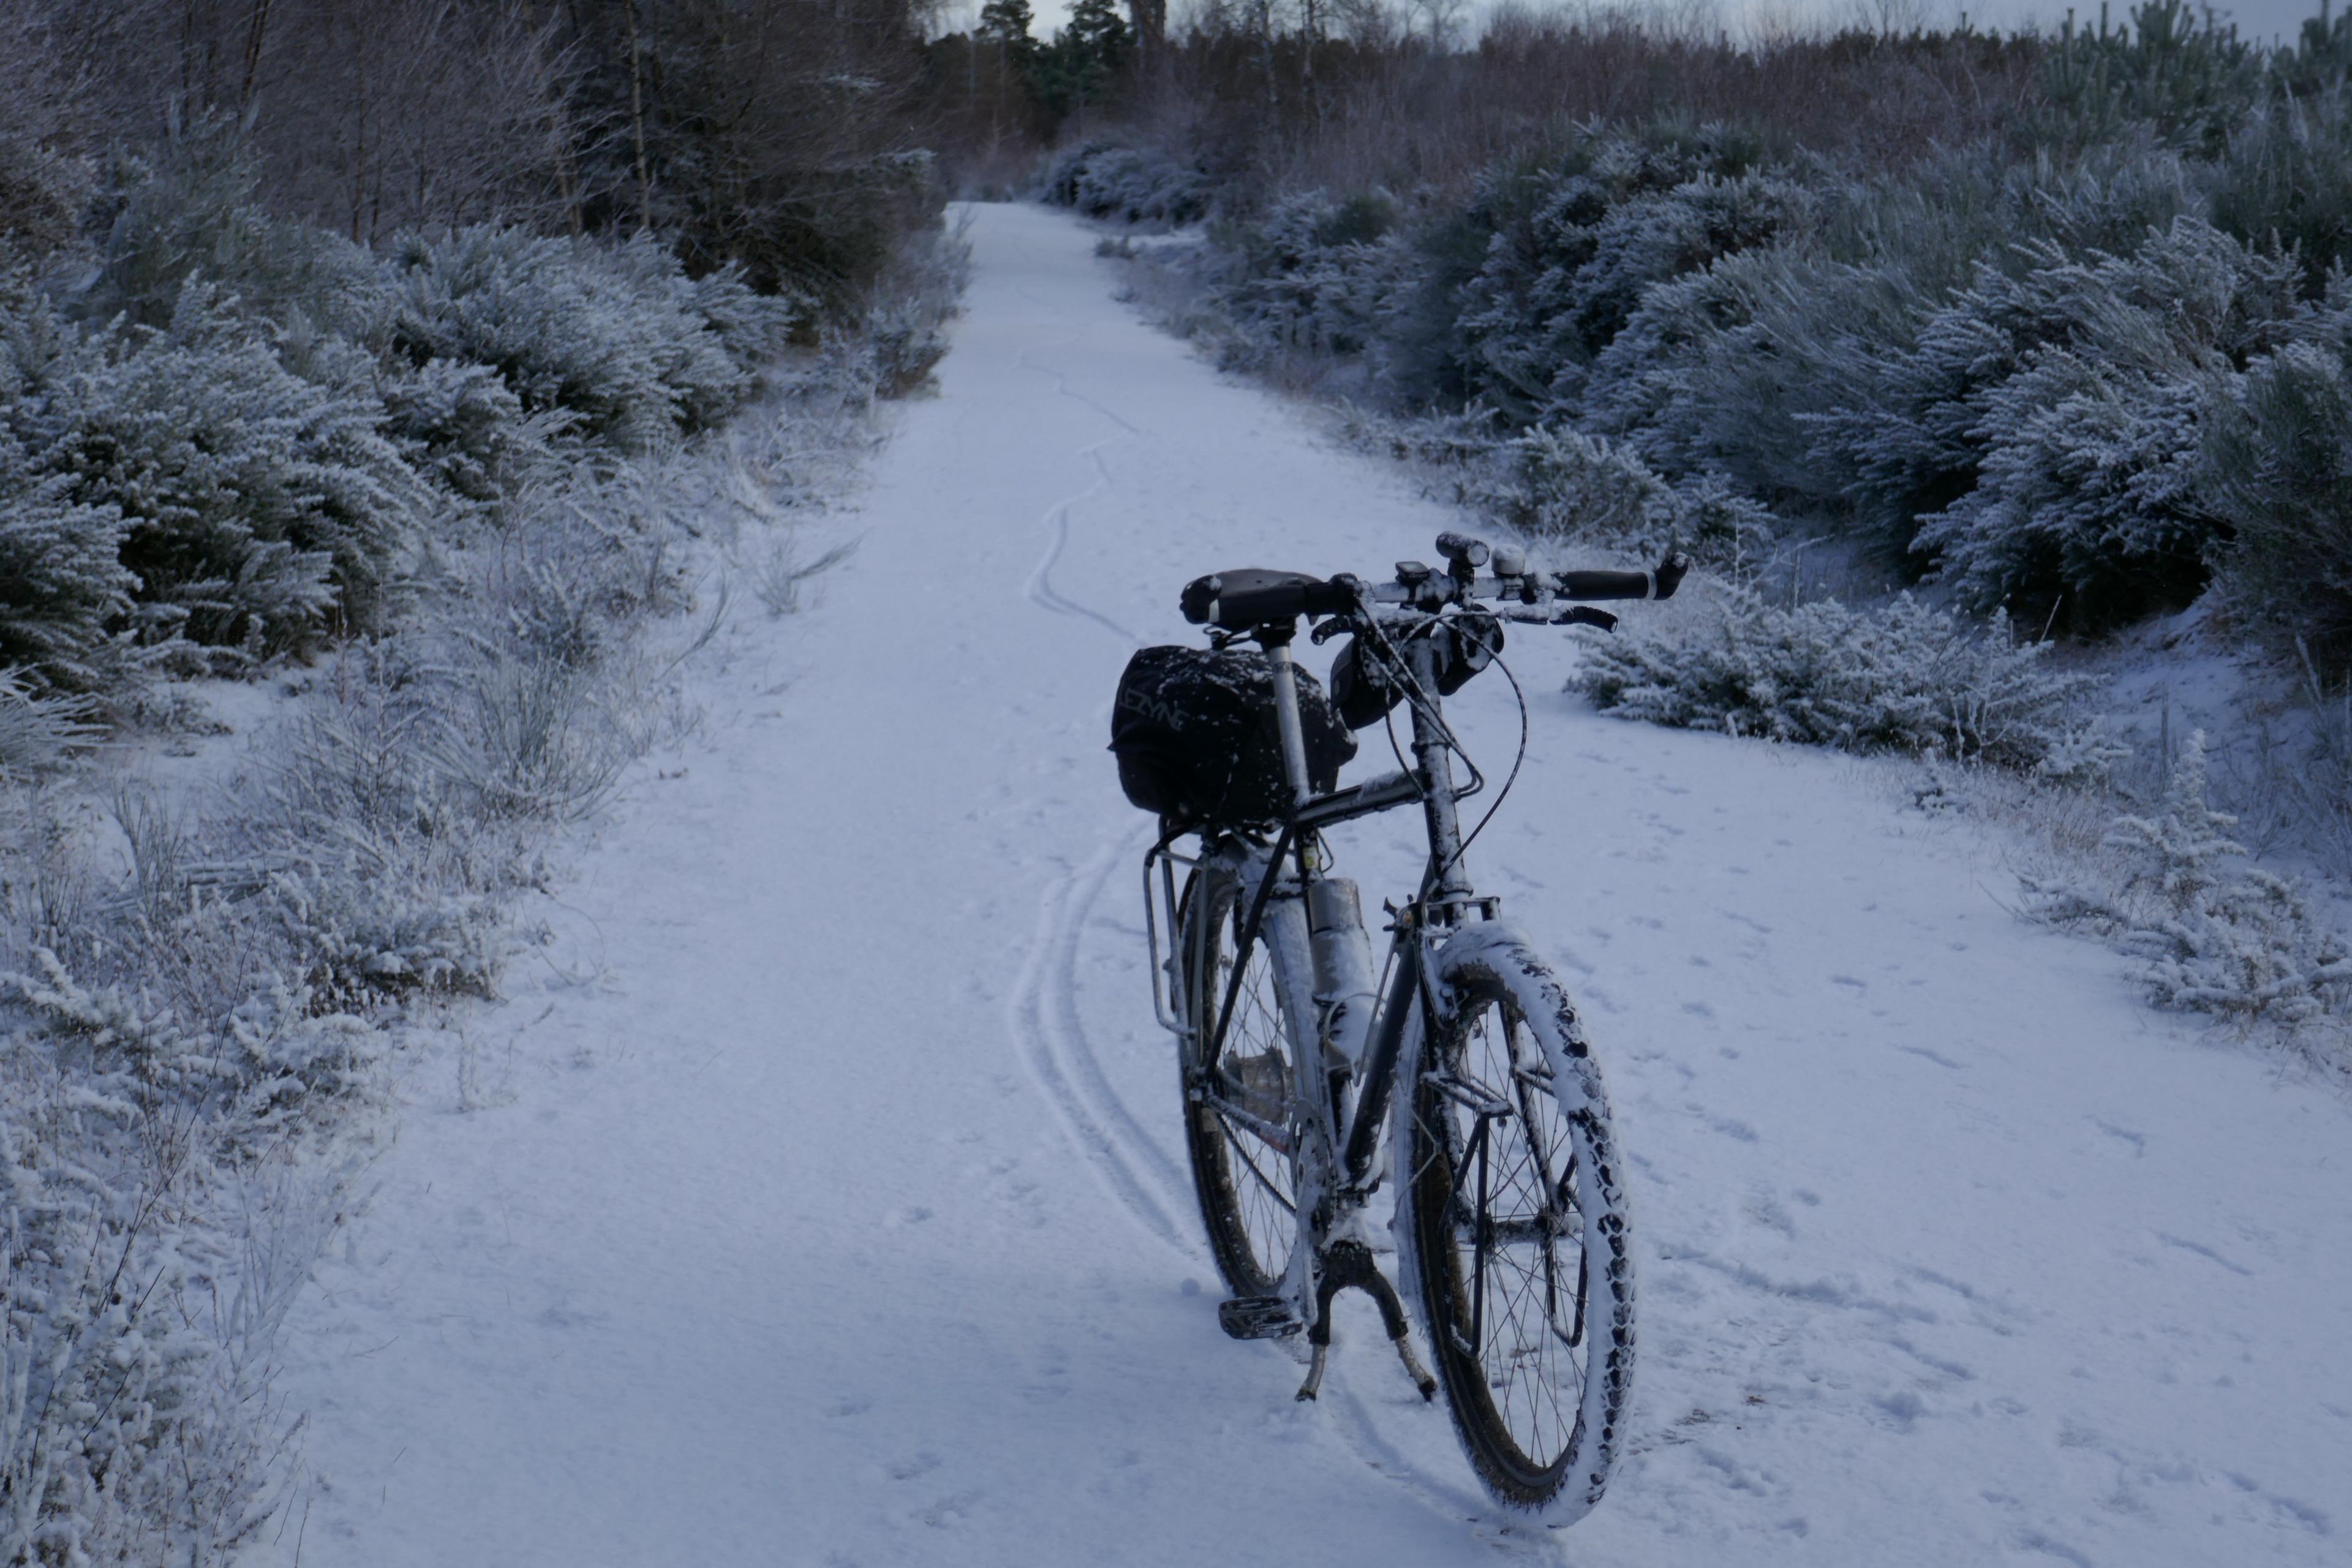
1294 1240 1439 1403
1391 1329 1438 1401
1295 1343 1329 1402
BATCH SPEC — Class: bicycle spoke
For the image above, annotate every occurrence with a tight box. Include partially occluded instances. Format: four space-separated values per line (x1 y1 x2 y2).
1432 995 1593 1470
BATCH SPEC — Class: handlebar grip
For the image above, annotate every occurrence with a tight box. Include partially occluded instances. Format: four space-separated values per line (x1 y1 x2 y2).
1553 551 1691 602
1551 570 1654 600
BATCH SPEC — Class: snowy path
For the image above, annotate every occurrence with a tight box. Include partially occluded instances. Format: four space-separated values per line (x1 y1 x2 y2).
252 204 2351 1568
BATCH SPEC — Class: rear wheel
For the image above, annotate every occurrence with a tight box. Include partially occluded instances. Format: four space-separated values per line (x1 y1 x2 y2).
1405 934 1634 1521
1176 861 1307 1298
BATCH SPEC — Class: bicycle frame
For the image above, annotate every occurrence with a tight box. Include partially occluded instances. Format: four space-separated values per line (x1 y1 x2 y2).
1144 620 1492 1368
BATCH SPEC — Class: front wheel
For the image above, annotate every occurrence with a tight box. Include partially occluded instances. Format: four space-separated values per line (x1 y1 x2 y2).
1402 925 1635 1521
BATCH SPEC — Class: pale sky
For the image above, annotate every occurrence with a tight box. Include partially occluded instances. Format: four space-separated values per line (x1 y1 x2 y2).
963 0 2332 48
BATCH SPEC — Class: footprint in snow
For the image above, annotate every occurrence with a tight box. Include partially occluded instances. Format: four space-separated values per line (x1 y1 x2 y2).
1706 1114 1760 1143
2092 1119 2146 1155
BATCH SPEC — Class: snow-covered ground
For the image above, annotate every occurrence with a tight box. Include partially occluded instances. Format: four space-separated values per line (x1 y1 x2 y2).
247 203 2351 1568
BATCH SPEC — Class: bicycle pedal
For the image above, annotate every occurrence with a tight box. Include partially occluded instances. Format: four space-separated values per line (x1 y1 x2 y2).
1216 1296 1303 1341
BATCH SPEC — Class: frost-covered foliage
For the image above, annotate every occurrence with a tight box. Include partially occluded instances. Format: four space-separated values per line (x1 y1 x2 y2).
2027 731 2352 1044
16 283 432 659
852 220 974 400
0 110 914 1561
1106 18 2352 652
70 122 410 358
1574 590 2099 769
1476 426 1681 545
0 157 809 693
1043 143 1212 224
1446 138 1815 424
2209 86 2352 287
2199 281 2352 662
1845 220 2305 628
0 673 93 776
1330 399 1777 570
0 349 884 1562
1194 192 1420 374
1 989 339 1565
382 228 801 450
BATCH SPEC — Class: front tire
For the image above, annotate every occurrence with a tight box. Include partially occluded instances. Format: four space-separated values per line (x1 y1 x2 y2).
1402 925 1635 1521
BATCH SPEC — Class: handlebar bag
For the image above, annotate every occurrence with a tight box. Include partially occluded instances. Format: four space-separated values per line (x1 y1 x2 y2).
1110 646 1355 824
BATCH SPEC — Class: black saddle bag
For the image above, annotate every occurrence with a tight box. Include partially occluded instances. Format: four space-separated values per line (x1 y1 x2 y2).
1110 645 1355 824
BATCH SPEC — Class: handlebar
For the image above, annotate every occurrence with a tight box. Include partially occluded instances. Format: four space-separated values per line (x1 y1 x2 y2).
1180 539 1689 633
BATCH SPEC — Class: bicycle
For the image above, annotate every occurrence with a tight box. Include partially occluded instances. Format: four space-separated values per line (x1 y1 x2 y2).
1113 530 1687 1523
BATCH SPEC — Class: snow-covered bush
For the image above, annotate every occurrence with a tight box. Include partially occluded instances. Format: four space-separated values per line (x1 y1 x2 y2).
1196 192 1422 372
1444 133 1812 423
1901 221 2305 630
383 227 797 448
1 142 899 1564
0 463 136 692
0 415 783 1566
22 283 431 657
1574 589 2098 769
1576 245 1802 488
1415 420 1773 567
379 357 570 505
1474 425 1681 546
2198 281 2352 662
1 1012 315 1566
2027 731 2352 1041
2209 88 2352 288
0 671 94 776
772 217 971 405
1043 143 1212 224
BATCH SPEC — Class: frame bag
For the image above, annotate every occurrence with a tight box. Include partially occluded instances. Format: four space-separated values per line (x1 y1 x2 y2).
1110 646 1355 824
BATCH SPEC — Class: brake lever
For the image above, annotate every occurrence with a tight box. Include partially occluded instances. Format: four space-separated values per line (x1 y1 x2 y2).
1496 603 1617 631
1309 575 1371 644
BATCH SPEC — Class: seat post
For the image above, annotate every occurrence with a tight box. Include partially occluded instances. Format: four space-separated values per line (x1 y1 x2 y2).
1257 620 1316 813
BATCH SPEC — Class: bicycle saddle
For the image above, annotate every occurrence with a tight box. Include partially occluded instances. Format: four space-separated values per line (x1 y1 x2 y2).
1179 568 1332 629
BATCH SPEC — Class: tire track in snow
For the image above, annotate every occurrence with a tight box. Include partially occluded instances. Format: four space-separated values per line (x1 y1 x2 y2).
1320 1376 1531 1544
1046 829 1191 1205
1007 829 1186 1250
1026 475 1138 644
1014 337 1146 439
1015 341 1143 644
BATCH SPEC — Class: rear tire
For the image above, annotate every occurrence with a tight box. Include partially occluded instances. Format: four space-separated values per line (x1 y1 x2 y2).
1402 926 1635 1521
1175 857 1312 1298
